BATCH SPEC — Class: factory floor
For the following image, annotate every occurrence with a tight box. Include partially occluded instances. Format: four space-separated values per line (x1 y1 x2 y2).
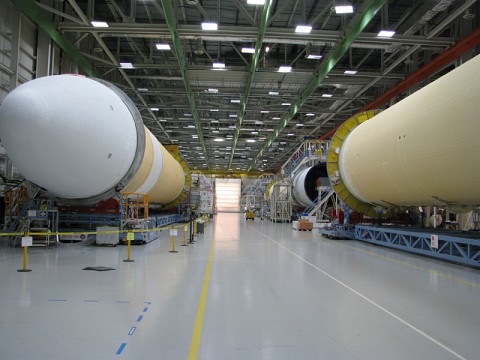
0 212 479 360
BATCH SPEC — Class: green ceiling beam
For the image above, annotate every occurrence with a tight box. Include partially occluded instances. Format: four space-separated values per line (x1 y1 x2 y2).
227 0 273 170
247 0 388 171
160 0 209 165
13 0 95 77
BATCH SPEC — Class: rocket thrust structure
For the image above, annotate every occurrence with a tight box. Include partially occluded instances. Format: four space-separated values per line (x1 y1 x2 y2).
0 75 185 205
327 54 480 216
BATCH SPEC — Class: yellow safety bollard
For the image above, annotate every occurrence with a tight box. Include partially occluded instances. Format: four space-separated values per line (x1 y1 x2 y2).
169 228 178 253
123 231 135 262
18 236 33 272
181 225 188 247
194 220 198 236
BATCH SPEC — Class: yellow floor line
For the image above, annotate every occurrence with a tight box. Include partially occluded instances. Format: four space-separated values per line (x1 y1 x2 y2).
188 231 216 360
335 241 480 288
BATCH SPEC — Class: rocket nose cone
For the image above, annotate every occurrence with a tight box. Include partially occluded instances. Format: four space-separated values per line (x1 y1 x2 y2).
0 75 138 199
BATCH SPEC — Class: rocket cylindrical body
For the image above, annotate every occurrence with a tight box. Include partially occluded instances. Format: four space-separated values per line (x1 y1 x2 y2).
337 54 480 208
291 164 328 207
0 75 185 204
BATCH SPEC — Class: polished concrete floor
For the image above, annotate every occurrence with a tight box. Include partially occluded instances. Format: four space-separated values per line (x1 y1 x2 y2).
1 212 479 360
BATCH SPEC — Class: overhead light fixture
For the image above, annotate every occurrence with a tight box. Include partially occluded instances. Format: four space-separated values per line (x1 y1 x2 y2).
278 66 292 73
231 99 241 103
265 46 270 52
335 5 354 14
296 123 304 127
255 121 264 125
287 133 295 136
201 22 218 31
247 0 266 4
229 114 238 118
91 21 109 28
261 110 269 114
212 130 219 133
306 113 315 116
272 117 281 120
211 120 219 123
150 107 159 111
247 139 256 142
187 125 196 128
251 131 258 135
208 88 219 93
269 91 279 96
214 138 224 142
344 69 358 75
159 119 167 122
213 62 225 69
378 30 395 37
295 25 312 34
210 109 219 112
322 94 333 98
241 47 256 54
282 102 291 106
306 54 322 60
138 88 148 92
184 113 192 116
119 62 134 69
156 43 171 50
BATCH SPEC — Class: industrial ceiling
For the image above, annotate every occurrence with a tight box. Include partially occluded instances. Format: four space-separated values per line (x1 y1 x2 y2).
6 0 480 174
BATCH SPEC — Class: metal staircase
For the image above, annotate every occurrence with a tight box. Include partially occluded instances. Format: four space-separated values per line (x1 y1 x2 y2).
281 140 329 179
3 182 42 246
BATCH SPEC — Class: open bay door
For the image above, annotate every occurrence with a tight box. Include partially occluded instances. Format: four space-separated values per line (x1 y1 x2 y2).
215 179 241 213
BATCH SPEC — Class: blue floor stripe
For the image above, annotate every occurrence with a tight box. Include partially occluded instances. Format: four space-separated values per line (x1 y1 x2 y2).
116 343 127 355
128 327 136 336
143 307 148 313
137 315 143 322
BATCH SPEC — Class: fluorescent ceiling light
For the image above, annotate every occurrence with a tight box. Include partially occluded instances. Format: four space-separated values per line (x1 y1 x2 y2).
255 121 264 125
251 131 258 135
155 43 171 50
231 99 241 103
150 107 159 111
202 22 218 30
212 62 225 68
138 88 148 92
296 123 304 127
282 103 291 106
214 138 224 142
241 47 256 54
287 133 295 136
378 30 395 37
120 62 134 69
210 109 219 112
187 125 196 128
306 54 322 60
269 91 279 96
265 46 270 52
278 66 292 73
322 94 333 98
212 130 219 133
91 21 109 28
306 113 315 116
261 110 269 113
247 139 256 142
211 120 219 123
229 114 238 118
159 119 167 122
208 88 219 93
229 125 236 129
247 0 266 4
272 117 281 120
344 69 358 75
184 113 192 116
295 25 312 34
335 5 354 14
